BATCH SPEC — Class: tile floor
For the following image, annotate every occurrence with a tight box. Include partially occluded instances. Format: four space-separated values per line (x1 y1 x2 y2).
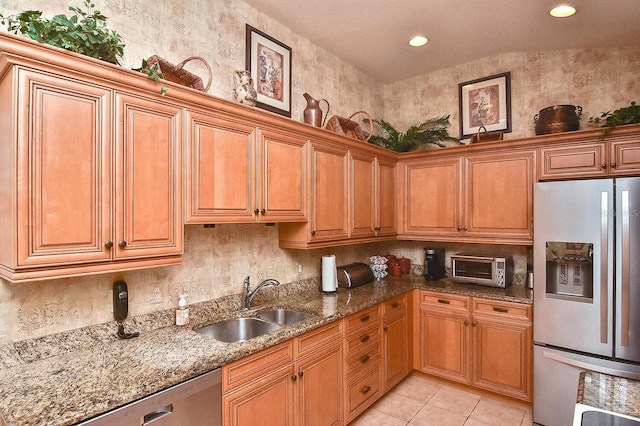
351 371 533 426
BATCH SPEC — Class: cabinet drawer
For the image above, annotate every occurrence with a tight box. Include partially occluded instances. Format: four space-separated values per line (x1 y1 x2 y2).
472 298 532 322
223 341 294 392
539 143 607 180
344 323 382 356
344 342 382 379
295 320 342 357
420 291 470 311
345 364 382 422
382 294 407 317
344 305 381 335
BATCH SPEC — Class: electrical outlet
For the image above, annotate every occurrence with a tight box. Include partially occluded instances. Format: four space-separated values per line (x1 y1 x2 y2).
107 302 113 313
152 286 162 304
298 264 303 275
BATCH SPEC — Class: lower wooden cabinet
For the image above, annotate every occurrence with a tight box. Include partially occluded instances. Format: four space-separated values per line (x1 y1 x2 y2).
382 295 409 391
416 290 532 401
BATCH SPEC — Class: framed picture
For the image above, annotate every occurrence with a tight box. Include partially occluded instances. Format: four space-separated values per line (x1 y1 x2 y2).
458 72 511 139
245 24 292 117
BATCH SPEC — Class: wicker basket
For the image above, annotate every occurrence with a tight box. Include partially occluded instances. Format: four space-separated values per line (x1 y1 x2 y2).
470 126 503 143
144 55 212 92
325 111 372 142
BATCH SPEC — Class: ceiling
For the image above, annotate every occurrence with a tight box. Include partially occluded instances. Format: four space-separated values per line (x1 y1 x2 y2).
242 0 640 83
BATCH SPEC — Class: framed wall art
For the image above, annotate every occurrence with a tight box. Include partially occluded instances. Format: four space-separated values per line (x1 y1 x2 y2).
458 72 511 139
245 24 292 117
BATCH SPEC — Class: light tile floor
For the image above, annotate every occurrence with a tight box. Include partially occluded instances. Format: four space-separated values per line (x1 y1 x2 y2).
351 372 533 426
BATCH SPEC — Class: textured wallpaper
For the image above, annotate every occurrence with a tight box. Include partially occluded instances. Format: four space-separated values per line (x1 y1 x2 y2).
0 0 635 342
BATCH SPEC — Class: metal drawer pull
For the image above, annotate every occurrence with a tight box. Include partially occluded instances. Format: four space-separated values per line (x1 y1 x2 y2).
143 404 173 425
360 335 370 343
437 299 450 304
361 385 371 395
492 306 508 313
360 314 370 322
391 302 399 308
360 355 370 364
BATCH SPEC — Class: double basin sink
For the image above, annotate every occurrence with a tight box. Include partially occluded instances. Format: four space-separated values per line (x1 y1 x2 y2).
195 309 313 343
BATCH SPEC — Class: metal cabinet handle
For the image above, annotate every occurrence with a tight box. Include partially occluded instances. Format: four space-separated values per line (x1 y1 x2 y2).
118 240 126 249
142 404 173 425
384 326 388 331
611 162 617 169
391 302 399 308
360 335 370 343
464 319 469 326
437 299 450 304
360 355 370 364
472 321 477 327
457 226 462 231
602 163 607 169
311 230 316 235
299 371 304 378
492 306 508 313
292 375 297 381
104 241 113 249
463 226 468 231
360 314 370 322
254 208 259 214
361 385 371 395
261 209 266 214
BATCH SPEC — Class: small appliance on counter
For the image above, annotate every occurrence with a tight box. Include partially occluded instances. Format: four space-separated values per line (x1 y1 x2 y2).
336 262 375 288
424 248 446 281
451 253 514 288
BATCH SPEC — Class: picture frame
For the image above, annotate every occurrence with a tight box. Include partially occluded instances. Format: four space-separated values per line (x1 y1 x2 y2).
245 24 292 117
458 72 511 139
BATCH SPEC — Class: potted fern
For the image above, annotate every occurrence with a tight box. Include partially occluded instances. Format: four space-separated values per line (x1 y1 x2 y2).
0 0 124 65
364 115 461 152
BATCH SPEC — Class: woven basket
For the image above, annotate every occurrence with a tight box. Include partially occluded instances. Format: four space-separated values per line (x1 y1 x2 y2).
144 55 212 92
325 111 372 142
470 126 503 143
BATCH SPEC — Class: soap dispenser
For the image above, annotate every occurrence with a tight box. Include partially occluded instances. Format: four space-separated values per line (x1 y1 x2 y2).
176 294 190 326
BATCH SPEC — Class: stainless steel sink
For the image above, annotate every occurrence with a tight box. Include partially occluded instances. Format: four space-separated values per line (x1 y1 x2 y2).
258 309 313 325
195 317 281 343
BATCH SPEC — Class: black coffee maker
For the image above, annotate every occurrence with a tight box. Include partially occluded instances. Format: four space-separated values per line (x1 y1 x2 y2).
423 248 446 281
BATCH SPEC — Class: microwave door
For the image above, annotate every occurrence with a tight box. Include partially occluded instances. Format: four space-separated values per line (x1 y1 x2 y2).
615 178 640 363
533 179 614 357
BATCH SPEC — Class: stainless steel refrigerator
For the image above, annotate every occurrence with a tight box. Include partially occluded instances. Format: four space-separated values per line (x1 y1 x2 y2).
533 178 640 426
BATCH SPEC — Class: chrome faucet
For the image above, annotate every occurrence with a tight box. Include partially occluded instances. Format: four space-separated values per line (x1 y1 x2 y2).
242 276 280 310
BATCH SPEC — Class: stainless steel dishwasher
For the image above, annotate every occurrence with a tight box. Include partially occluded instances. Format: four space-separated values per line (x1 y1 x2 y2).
77 368 221 426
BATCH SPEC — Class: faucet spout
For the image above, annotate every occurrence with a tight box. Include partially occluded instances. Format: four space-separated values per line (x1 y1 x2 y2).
242 276 280 310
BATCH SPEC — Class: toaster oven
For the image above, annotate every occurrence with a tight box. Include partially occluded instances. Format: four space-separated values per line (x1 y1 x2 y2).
451 253 514 288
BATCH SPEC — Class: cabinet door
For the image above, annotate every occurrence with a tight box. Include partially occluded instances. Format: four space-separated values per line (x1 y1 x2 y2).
376 158 397 236
471 316 532 401
539 142 607 180
383 311 409 391
258 129 307 222
16 69 112 266
349 150 376 238
295 342 343 426
402 156 462 236
463 149 535 242
419 307 470 384
115 92 183 259
185 110 256 223
610 138 640 176
224 365 295 426
309 143 348 241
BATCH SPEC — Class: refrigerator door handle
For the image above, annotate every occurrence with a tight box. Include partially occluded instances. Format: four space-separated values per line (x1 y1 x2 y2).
600 191 609 344
543 349 640 381
621 190 631 347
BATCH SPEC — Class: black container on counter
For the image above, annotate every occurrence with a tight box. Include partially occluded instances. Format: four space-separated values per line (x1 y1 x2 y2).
424 248 446 281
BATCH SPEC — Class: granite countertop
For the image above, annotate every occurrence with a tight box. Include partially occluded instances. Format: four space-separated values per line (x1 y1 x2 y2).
0 275 531 426
577 371 640 419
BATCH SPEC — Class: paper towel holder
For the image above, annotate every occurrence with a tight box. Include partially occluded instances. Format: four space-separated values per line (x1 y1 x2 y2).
321 255 338 292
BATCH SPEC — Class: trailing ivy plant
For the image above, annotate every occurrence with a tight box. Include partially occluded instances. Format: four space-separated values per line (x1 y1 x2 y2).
589 101 640 129
0 0 124 65
364 115 461 152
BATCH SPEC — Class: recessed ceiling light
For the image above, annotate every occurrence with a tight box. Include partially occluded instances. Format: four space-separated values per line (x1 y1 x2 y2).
550 5 576 17
409 36 428 47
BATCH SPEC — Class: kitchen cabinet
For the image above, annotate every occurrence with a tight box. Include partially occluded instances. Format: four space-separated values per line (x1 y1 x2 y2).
0 66 183 282
382 294 409 391
539 136 640 180
416 290 532 401
185 110 307 224
222 322 343 426
400 148 535 245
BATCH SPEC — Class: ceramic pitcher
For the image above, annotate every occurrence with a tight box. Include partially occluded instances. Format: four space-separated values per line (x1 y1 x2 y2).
233 70 258 106
303 92 330 127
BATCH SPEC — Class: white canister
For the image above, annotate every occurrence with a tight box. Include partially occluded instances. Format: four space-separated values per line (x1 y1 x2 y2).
321 255 338 292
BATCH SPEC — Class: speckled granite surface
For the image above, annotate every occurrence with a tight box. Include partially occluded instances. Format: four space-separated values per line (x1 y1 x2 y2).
578 371 640 419
0 275 531 426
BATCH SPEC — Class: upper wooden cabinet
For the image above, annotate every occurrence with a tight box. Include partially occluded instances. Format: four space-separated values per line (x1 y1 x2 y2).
0 66 183 282
185 109 307 224
400 148 536 245
539 135 640 180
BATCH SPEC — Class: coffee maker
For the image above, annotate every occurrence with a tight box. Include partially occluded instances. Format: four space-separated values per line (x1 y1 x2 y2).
424 248 446 281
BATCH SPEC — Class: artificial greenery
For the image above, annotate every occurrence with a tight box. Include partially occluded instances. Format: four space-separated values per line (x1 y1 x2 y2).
132 59 168 96
589 101 640 129
0 0 124 65
364 115 461 152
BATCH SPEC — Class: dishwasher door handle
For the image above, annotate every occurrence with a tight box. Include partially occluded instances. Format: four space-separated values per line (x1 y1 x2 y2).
143 404 173 425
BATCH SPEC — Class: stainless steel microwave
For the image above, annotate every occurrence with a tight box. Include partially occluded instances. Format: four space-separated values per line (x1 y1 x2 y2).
451 253 514 288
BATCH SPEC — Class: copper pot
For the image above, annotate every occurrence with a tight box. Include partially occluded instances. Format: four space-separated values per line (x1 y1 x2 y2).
534 105 582 135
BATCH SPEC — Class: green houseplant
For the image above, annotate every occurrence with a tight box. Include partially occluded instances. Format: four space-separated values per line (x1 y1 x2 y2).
0 0 124 65
589 101 640 135
364 115 461 152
